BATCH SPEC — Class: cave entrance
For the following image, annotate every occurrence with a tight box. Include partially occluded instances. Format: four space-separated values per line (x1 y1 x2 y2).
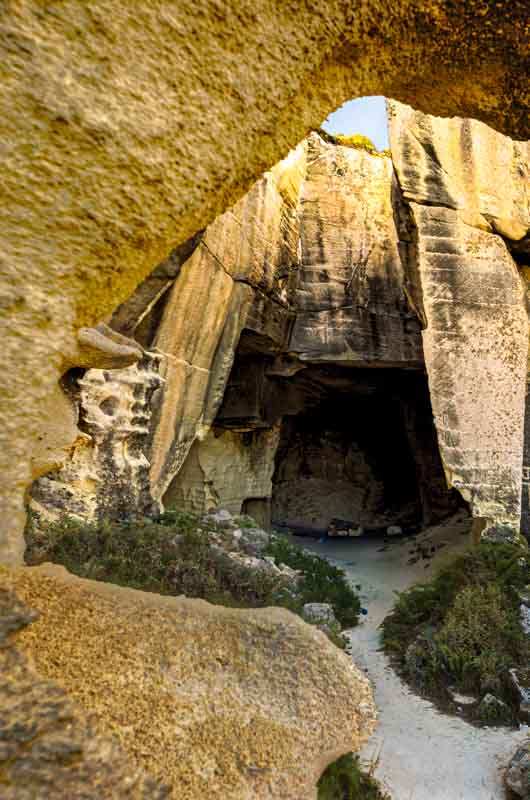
270 367 460 537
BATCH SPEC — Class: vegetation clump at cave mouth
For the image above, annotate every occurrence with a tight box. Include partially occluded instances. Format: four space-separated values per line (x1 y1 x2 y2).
382 543 530 725
317 753 390 800
25 511 360 637
316 128 390 157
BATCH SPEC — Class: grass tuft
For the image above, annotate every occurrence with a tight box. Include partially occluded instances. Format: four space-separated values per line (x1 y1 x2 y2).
317 753 390 800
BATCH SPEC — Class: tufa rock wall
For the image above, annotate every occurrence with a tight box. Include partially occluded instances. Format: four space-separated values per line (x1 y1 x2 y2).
29 143 306 526
31 353 164 525
164 425 281 518
30 119 530 539
1 0 529 564
389 101 530 536
148 143 306 503
290 134 423 365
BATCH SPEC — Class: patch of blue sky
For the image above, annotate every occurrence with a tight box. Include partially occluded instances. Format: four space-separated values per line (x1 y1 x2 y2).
321 96 389 151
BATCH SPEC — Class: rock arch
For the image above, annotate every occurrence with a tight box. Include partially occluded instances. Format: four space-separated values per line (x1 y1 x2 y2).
0 1 528 561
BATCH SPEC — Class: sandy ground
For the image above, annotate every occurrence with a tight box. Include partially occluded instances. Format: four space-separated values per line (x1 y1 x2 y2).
292 512 527 800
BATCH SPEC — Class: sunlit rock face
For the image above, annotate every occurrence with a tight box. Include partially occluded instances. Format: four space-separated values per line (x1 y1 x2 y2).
290 135 423 366
29 144 307 526
389 102 530 536
162 135 440 533
29 117 530 541
148 143 306 503
166 118 528 539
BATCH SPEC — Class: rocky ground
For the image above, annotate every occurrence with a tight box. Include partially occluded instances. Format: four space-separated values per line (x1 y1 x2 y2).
292 512 529 800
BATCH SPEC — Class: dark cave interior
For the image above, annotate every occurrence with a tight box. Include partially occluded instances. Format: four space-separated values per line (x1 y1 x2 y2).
214 346 461 535
270 368 460 535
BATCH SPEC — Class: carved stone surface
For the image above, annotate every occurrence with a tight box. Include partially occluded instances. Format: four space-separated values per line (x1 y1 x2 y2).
522 380 530 537
387 103 530 238
1 0 529 565
164 425 281 517
31 115 530 536
411 204 527 530
520 270 530 538
148 146 306 504
290 134 423 365
110 232 205 346
389 102 530 534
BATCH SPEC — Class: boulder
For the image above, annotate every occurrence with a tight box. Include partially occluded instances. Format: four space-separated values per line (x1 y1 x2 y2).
205 508 234 528
303 603 337 626
505 740 530 799
510 668 530 722
328 519 364 538
447 687 477 707
480 523 523 545
235 527 270 557
0 583 169 799
3 564 376 800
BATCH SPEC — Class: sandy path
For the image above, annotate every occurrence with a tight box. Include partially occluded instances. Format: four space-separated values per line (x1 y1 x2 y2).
293 514 527 799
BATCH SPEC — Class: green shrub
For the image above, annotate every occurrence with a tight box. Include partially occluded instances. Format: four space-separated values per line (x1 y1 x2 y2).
435 584 524 697
265 536 360 628
25 515 360 634
317 754 389 800
314 128 389 158
382 543 530 722
25 514 280 606
335 133 378 154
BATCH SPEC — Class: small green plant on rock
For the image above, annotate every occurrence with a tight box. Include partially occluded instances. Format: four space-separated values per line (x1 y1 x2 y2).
314 128 390 158
335 133 378 154
317 753 390 800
